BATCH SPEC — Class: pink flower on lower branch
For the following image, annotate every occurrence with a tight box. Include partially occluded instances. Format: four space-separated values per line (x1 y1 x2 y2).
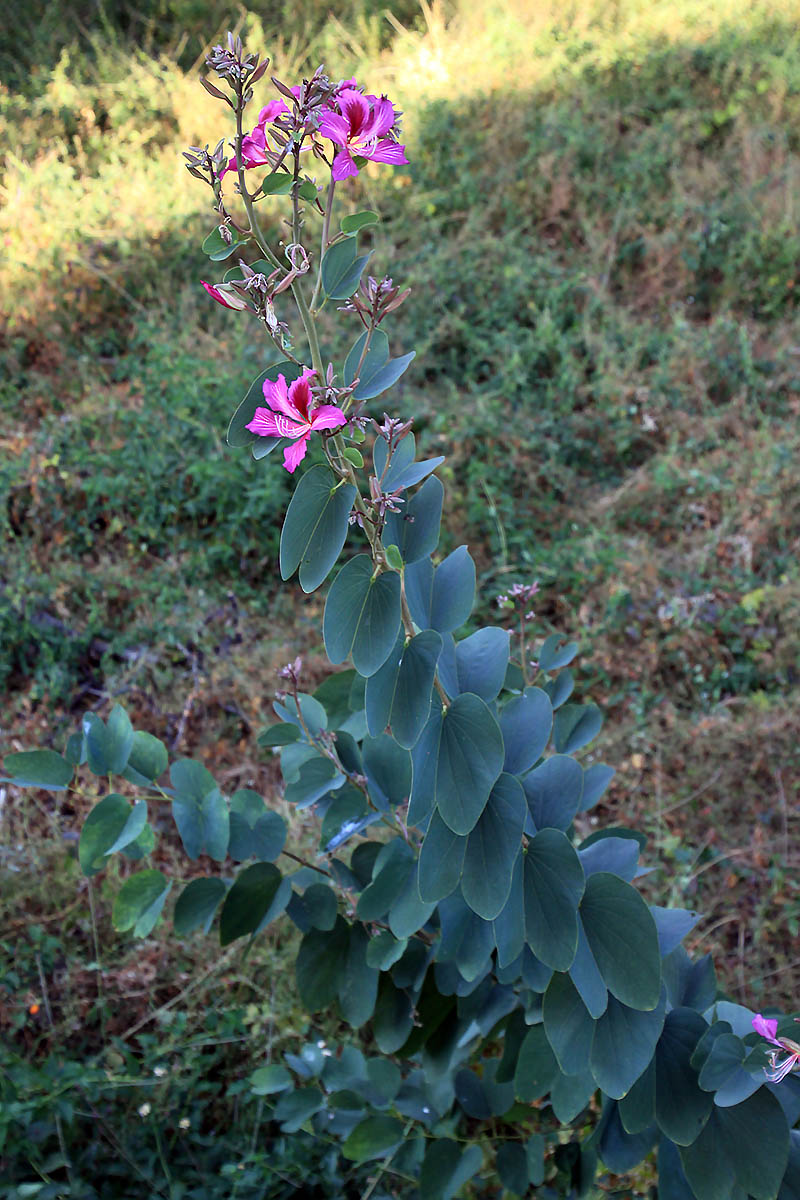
317 88 408 181
201 280 250 310
752 1014 800 1082
245 369 346 473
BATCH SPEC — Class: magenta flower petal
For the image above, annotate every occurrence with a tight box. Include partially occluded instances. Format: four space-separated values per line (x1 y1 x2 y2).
262 374 298 422
362 96 396 140
200 281 249 310
309 404 347 432
258 99 288 124
753 1015 781 1045
331 148 359 181
337 88 371 135
246 407 281 437
368 139 409 166
283 434 310 473
317 110 350 147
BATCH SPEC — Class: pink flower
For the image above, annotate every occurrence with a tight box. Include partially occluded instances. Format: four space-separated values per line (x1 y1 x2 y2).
201 280 250 310
752 1014 800 1083
245 369 346 473
222 100 288 177
317 88 408 181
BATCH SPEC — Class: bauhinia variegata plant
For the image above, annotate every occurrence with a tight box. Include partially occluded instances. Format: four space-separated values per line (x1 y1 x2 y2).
5 30 798 1199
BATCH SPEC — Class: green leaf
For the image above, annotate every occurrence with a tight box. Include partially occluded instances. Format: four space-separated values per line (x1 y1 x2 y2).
338 925 379 1028
569 919 608 1017
284 756 345 807
420 1140 483 1200
321 237 371 299
280 465 356 593
523 754 584 832
84 705 134 775
357 842 414 920
438 627 509 702
526 1133 545 1186
343 329 388 391
405 546 475 633
553 704 603 754
201 225 249 260
618 1059 656 1134
543 971 595 1076
274 691 328 737
514 1024 559 1101
342 1115 405 1163
362 733 411 807
590 992 666 1098
112 870 171 937
170 759 229 861
538 634 579 672
496 1141 529 1196
383 475 444 565
523 829 585 970
551 1067 596 1124
258 171 294 195
366 930 407 970
697 1032 762 1107
679 1088 789 1200
580 872 661 1010
384 542 403 569
341 209 379 233
435 693 505 835
122 731 168 785
301 883 339 930
227 362 302 448
655 1008 715 1145
356 351 416 402
418 809 466 902
228 790 287 861
219 863 289 946
324 555 402 676
296 916 350 1009
173 877 227 935
343 446 364 468
499 687 553 776
461 773 526 919
297 178 318 201
581 763 615 810
373 976 414 1052
408 703 441 826
366 629 442 748
596 1101 657 1172
274 1086 323 1132
250 1064 292 1094
1 748 73 790
492 852 525 967
79 794 147 875
388 861 437 938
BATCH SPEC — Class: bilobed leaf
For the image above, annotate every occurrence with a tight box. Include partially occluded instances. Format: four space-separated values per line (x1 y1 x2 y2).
523 753 584 832
499 688 553 775
578 834 639 881
551 1067 596 1124
420 1139 483 1200
522 829 585 970
492 851 525 967
580 872 661 1010
387 451 443 491
122 731 168 785
280 465 356 594
296 917 351 1010
83 705 134 775
202 225 248 260
173 877 227 935
343 329 388 389
362 734 411 808
543 971 595 1076
496 1142 529 1196
389 630 443 749
1 748 74 790
439 627 509 702
79 794 147 876
112 870 171 937
569 918 608 1018
679 1088 789 1200
432 546 476 632
461 773 526 919
651 905 702 955
383 475 443 564
596 1101 657 1173
228 790 287 861
356 351 415 401
408 702 441 826
341 209 379 233
553 704 603 754
258 171 294 195
514 1024 559 1101
618 1059 656 1134
170 759 229 861
544 668 574 709
324 555 402 676
538 633 579 672
418 809 466 902
590 992 666 1098
274 1086 324 1132
219 862 289 946
338 924 379 1028
320 237 371 299
227 362 302 448
284 756 345 807
655 1008 714 1144
388 862 437 938
697 1032 762 1107
580 763 615 810
435 693 505 835
342 1115 405 1162
250 1064 292 1094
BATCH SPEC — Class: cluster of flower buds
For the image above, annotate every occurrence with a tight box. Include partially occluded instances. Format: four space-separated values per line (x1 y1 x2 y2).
496 581 540 620
204 32 270 96
182 140 229 190
340 275 411 328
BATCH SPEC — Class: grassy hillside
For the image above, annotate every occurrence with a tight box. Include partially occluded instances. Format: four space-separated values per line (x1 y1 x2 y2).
2 0 799 1190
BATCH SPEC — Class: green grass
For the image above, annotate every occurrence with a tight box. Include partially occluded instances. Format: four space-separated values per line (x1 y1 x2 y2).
2 0 800 1190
